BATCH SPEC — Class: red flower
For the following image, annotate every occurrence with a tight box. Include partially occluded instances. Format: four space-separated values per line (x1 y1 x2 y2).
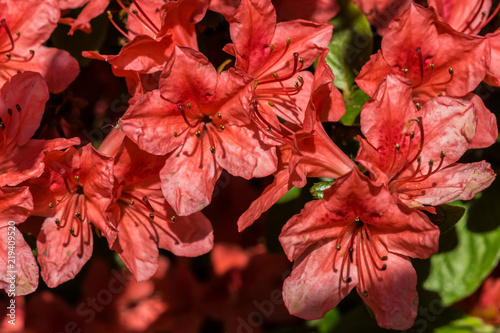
28 144 116 287
356 4 490 103
0 186 38 295
104 134 214 282
0 72 79 187
224 0 334 140
279 169 439 330
121 46 277 216
356 74 495 209
0 0 79 93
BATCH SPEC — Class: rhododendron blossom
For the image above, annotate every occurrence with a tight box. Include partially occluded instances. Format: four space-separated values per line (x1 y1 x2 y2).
356 74 495 209
0 0 79 93
100 133 214 282
0 72 79 187
280 169 439 330
27 144 115 287
121 46 277 216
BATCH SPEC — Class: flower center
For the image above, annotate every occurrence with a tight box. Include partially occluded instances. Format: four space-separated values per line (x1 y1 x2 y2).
333 217 388 297
0 20 34 78
386 117 446 193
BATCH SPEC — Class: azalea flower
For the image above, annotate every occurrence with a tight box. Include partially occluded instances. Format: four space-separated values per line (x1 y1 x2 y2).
237 52 355 231
356 4 490 103
0 186 38 296
0 0 79 93
27 144 116 288
356 74 495 209
121 46 277 216
224 0 334 142
99 132 214 282
0 72 79 187
279 168 439 330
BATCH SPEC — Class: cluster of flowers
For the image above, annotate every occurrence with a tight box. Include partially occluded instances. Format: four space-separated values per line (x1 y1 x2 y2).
1 0 498 330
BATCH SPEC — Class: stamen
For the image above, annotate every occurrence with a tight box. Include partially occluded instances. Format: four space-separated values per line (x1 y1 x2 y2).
131 0 160 33
107 11 130 39
0 19 15 53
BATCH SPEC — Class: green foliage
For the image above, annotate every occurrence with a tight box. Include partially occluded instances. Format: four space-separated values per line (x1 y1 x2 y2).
434 316 495 333
340 88 370 126
310 181 334 199
424 182 500 306
325 0 373 94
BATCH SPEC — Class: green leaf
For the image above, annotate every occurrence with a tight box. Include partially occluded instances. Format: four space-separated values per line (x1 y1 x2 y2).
423 182 500 305
340 88 370 126
310 181 334 199
276 186 301 204
325 0 373 94
307 308 341 333
434 316 495 333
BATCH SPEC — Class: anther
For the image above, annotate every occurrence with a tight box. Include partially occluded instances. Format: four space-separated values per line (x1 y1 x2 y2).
48 202 53 208
438 93 443 97
286 38 291 45
417 156 422 163
395 143 400 151
410 131 415 139
15 104 21 112
363 291 368 297
415 102 421 110
430 63 435 70
294 82 299 88
428 159 434 167
7 108 12 115
270 44 274 51
0 118 4 130
131 8 138 14
381 264 387 271
440 150 446 158
55 218 60 226
346 277 352 283
267 101 275 107
336 245 341 251
69 227 76 236
57 198 61 202
272 72 278 79
298 57 303 63
220 125 225 130
149 213 154 219
195 131 201 137
173 131 178 137
381 256 388 261
75 211 81 219
266 126 271 131
217 112 222 118
402 68 409 74
448 67 454 75
74 175 80 182
130 200 135 205
5 53 10 59
297 75 303 83
210 146 215 153
186 103 191 109
170 216 176 222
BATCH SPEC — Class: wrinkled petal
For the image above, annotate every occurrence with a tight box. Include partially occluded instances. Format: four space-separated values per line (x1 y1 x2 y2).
465 93 497 149
160 136 222 216
0 186 33 225
37 215 93 288
428 0 491 35
352 0 412 35
216 123 277 179
358 253 418 330
0 225 39 295
282 240 358 319
396 161 496 206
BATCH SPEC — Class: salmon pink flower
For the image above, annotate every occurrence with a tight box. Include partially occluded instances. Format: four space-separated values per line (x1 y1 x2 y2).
27 144 116 288
356 74 495 209
101 133 214 282
0 186 38 295
121 46 277 216
356 4 490 103
0 72 79 187
279 169 439 330
0 0 79 93
224 0 334 141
